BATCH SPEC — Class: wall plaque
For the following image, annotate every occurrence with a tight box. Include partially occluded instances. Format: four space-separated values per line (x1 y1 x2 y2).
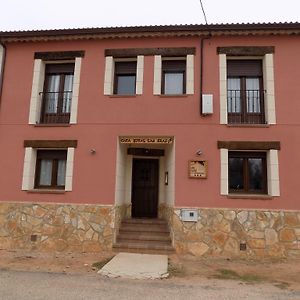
120 136 173 144
189 160 207 179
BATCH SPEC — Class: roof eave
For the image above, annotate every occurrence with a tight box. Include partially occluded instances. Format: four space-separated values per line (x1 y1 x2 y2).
1 23 300 42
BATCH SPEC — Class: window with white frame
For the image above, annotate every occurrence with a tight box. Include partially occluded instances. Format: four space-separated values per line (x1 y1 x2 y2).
104 56 144 96
219 141 280 197
29 51 83 125
218 47 275 125
153 54 194 95
21 141 76 192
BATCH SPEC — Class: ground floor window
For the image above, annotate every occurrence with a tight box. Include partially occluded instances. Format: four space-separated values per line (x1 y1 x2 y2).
22 141 76 192
34 150 67 189
228 151 267 194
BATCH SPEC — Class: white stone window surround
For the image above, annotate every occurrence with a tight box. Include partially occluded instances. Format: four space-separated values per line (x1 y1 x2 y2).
153 55 194 95
28 57 82 124
220 148 280 196
21 147 75 192
104 56 144 95
219 54 276 125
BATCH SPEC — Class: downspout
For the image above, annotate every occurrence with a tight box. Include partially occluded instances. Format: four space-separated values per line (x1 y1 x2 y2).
0 40 6 106
200 33 211 115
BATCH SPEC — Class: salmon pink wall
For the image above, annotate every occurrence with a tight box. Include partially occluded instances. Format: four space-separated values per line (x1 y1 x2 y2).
0 35 300 210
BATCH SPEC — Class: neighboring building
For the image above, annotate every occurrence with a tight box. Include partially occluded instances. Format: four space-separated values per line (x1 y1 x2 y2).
0 23 299 257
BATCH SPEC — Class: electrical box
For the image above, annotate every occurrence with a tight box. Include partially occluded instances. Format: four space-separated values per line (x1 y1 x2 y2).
180 209 198 222
202 94 213 114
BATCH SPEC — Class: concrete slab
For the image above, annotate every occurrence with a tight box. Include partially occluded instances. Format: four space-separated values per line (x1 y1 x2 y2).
98 252 169 279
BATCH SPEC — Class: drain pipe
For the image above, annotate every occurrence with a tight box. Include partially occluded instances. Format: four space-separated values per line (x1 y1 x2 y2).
0 40 6 106
200 34 211 115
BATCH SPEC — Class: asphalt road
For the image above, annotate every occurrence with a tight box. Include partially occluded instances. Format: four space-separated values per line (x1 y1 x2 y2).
0 269 300 300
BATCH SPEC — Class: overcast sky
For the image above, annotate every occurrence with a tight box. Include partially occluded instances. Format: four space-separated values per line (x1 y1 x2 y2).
0 0 299 31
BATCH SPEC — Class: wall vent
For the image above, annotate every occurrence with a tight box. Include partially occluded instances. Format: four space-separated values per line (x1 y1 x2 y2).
240 242 247 251
30 235 38 242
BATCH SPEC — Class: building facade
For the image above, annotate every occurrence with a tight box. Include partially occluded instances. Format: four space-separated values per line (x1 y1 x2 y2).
0 23 300 257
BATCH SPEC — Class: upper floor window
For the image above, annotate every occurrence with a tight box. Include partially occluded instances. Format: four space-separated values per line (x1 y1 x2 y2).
41 64 74 124
218 46 276 125
153 55 194 96
29 51 84 125
104 56 144 96
104 48 195 97
162 60 186 95
227 60 264 124
114 61 137 95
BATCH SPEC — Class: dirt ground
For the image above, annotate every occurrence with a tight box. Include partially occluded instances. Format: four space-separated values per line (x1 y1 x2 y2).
0 249 299 291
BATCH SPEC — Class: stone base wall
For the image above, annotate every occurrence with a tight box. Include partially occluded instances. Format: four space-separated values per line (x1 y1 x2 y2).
170 208 300 258
159 204 175 242
2 201 300 258
114 204 130 242
0 202 116 252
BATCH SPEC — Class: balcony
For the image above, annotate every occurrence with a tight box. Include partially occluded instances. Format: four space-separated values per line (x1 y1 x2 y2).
39 91 72 124
227 89 265 124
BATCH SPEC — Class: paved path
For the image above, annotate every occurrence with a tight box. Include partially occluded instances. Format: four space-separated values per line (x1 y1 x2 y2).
98 253 168 279
0 269 300 300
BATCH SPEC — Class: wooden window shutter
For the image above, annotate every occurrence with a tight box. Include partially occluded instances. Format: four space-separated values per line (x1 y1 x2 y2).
162 60 186 71
227 60 262 77
115 61 137 74
45 63 74 74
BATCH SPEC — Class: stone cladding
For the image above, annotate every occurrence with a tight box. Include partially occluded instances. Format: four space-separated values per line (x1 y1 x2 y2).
0 202 116 252
161 205 300 258
1 202 300 257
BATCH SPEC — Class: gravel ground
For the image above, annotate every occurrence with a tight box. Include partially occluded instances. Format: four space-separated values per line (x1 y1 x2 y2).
1 269 300 300
0 249 300 299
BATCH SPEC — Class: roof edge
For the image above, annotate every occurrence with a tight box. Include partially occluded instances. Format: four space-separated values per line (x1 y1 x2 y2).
1 22 300 41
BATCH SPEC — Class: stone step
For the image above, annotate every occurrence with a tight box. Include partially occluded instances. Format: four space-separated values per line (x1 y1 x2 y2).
113 241 174 253
117 232 171 242
122 218 167 225
112 247 175 255
116 239 171 246
115 218 174 255
119 224 169 233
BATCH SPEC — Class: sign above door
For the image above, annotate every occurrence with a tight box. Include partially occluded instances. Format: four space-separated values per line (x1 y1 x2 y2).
120 136 173 144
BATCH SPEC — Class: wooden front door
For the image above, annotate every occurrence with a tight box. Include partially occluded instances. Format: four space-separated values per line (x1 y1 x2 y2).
131 159 159 218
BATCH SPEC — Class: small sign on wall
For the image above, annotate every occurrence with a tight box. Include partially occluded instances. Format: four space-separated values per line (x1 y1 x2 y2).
188 160 207 179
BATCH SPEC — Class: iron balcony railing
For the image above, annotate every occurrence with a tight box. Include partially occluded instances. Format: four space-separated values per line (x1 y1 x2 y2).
227 89 265 124
39 91 72 124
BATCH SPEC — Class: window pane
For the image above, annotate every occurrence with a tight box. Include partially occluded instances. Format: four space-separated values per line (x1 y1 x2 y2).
63 75 73 113
39 160 52 186
229 157 244 191
246 78 260 113
116 75 136 95
57 160 66 186
164 73 183 95
45 75 60 113
248 158 263 191
227 78 241 113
